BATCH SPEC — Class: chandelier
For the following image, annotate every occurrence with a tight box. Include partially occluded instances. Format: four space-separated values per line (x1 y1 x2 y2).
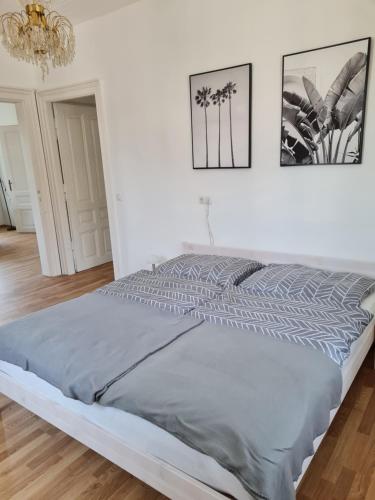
0 1 75 79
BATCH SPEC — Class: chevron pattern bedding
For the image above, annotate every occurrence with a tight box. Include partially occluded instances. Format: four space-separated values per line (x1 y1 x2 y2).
97 262 374 366
155 253 263 287
190 288 373 366
239 264 375 309
96 270 222 315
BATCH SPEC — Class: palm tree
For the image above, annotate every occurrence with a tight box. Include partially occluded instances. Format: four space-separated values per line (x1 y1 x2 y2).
223 82 237 167
195 86 211 167
210 88 227 167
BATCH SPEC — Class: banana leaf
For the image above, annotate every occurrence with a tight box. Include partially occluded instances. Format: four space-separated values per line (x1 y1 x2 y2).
281 125 289 141
334 90 364 130
341 111 363 163
299 122 314 141
283 91 315 115
282 100 300 123
333 62 366 130
282 100 315 162
348 66 367 95
348 111 363 141
303 77 327 125
283 90 319 131
305 138 318 152
348 149 360 163
283 101 314 141
316 126 329 144
282 136 312 165
324 52 367 128
281 143 296 165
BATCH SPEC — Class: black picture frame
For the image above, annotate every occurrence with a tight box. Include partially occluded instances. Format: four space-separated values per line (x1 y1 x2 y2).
190 63 252 169
280 37 371 167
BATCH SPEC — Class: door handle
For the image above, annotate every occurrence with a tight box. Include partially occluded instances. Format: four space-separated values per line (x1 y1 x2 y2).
8 180 12 192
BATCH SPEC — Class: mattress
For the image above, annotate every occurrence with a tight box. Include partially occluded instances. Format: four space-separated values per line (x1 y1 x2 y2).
0 319 373 500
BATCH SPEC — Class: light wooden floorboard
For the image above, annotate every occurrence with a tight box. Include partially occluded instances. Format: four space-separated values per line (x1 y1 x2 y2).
0 229 374 499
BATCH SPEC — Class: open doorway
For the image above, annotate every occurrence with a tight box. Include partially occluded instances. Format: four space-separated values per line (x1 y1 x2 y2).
0 100 44 280
36 82 117 275
0 83 116 279
52 95 112 272
0 87 61 277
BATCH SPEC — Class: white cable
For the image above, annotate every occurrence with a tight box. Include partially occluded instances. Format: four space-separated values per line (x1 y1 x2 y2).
205 202 214 246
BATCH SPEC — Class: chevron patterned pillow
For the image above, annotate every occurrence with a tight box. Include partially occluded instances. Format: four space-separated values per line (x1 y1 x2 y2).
155 254 263 288
97 270 223 315
238 264 375 309
190 288 373 366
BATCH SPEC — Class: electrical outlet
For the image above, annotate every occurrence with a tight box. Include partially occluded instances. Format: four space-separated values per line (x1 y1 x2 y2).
199 196 212 205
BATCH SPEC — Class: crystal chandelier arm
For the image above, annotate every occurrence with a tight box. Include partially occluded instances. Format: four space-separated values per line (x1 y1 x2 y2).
1 11 27 28
0 11 28 45
46 11 75 67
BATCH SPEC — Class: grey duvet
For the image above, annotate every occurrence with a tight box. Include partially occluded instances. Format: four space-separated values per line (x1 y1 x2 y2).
0 292 201 403
0 277 345 500
100 322 341 500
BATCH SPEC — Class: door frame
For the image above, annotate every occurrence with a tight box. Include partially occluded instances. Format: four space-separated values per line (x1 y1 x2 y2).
36 80 119 276
0 86 61 276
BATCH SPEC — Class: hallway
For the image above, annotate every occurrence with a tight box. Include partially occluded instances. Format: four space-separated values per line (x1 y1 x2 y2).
0 229 114 326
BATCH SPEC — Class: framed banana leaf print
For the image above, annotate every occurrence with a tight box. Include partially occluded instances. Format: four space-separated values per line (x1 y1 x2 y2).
281 37 371 166
190 64 251 169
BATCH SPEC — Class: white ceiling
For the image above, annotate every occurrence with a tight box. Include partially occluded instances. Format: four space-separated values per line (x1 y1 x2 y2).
0 0 140 25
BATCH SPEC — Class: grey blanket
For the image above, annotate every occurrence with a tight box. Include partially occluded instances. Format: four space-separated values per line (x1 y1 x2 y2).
0 290 342 499
100 322 342 500
0 292 201 403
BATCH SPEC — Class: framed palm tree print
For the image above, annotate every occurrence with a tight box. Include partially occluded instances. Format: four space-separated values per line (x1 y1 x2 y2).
281 37 371 166
190 64 251 169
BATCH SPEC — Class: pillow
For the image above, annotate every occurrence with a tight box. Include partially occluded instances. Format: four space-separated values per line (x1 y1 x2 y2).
155 254 263 288
238 263 375 309
97 270 223 315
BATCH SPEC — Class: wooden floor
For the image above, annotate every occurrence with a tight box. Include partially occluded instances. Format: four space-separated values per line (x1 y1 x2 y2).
0 230 374 499
0 229 114 327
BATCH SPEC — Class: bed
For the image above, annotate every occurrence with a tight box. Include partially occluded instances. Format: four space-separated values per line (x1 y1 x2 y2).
0 244 374 500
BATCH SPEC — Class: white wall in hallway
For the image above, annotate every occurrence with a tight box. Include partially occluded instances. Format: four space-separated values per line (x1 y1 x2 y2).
0 50 38 89
0 103 18 127
24 0 375 273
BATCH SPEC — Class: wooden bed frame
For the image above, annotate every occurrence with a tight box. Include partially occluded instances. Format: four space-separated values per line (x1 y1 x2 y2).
0 242 374 500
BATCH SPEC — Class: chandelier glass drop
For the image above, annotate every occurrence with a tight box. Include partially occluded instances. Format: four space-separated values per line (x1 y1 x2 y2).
0 1 75 79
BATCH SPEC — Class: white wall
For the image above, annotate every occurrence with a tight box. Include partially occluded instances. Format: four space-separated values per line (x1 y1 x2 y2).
0 103 18 126
0 50 38 89
37 0 375 274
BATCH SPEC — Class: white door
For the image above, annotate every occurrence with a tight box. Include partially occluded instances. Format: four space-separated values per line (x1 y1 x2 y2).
53 103 112 272
0 125 35 232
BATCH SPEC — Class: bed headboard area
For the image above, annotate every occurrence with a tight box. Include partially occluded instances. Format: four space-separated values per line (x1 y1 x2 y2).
182 242 375 278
